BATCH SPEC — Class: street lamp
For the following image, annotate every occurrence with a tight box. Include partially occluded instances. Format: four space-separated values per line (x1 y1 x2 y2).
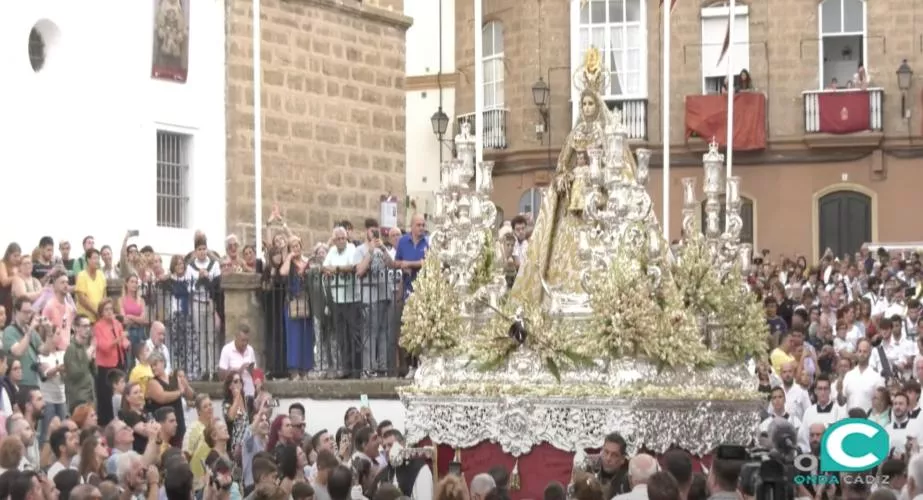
532 77 550 108
897 59 913 91
532 77 550 139
897 59 914 119
430 107 450 138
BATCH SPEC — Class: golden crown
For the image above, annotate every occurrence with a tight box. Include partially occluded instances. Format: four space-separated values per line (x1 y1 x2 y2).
574 46 606 94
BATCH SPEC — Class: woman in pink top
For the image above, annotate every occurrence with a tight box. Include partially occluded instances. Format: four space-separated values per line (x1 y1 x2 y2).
94 298 129 426
118 274 149 371
41 270 75 351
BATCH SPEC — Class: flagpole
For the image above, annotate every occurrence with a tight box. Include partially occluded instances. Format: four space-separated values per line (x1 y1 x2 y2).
725 0 735 215
253 0 263 260
474 0 484 183
661 0 671 240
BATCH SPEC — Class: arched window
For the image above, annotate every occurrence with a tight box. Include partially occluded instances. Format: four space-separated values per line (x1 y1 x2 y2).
574 0 647 98
700 197 754 245
819 0 866 89
518 188 543 219
482 22 504 109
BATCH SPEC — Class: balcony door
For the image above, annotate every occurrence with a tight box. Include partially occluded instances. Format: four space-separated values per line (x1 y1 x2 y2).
819 0 867 89
818 190 871 259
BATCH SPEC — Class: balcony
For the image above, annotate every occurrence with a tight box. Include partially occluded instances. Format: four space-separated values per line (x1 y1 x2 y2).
605 98 648 140
455 108 509 149
803 88 883 134
684 92 767 151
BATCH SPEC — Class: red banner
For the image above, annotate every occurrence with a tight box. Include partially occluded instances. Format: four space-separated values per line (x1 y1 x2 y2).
152 0 190 83
685 93 767 151
817 91 870 134
417 439 713 500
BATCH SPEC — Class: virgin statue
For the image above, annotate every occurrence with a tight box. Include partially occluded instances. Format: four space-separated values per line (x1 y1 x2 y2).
511 47 640 304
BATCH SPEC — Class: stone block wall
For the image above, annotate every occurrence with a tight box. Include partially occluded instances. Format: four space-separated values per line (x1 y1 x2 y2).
225 0 414 247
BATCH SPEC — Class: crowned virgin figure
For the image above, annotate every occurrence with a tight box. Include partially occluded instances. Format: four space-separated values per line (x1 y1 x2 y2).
511 47 640 304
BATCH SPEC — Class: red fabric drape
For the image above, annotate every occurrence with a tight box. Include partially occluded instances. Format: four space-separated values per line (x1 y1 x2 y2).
817 91 871 134
415 438 715 500
684 93 767 151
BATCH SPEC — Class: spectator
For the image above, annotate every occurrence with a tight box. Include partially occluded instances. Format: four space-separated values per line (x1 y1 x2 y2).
46 426 78 480
118 273 149 370
54 469 82 500
146 352 193 448
93 298 129 427
63 314 96 413
394 214 428 298
218 324 257 400
3 297 51 390
74 248 106 323
0 243 22 328
184 234 221 380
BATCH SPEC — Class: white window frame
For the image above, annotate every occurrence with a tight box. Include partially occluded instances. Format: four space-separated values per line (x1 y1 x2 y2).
570 0 648 123
817 0 868 90
518 188 543 219
700 4 750 94
482 21 505 109
155 129 193 229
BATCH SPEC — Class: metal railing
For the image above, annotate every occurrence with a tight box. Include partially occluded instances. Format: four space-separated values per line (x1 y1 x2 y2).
261 268 405 379
455 108 510 149
606 98 648 140
802 87 883 133
124 278 225 381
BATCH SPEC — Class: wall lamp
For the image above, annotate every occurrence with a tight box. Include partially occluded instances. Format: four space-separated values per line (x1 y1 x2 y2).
897 59 914 119
532 77 550 139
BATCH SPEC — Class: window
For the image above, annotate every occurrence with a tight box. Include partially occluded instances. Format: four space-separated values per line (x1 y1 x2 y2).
156 131 191 229
700 197 754 245
575 0 647 98
819 0 866 89
700 4 750 94
518 188 543 219
482 21 504 109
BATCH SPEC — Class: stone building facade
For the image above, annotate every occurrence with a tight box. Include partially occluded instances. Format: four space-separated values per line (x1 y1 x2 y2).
226 0 412 246
449 0 923 259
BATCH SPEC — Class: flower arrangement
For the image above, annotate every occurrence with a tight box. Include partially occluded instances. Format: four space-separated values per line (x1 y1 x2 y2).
468 299 595 380
588 242 713 370
671 234 767 361
400 257 464 356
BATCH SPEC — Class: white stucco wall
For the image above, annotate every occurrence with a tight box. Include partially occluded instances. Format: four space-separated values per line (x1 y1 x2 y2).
404 0 456 208
0 0 227 258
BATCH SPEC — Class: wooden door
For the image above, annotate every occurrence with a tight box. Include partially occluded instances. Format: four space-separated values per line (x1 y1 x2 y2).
818 190 872 258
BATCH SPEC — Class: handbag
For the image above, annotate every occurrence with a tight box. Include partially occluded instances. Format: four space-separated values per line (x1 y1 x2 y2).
289 294 310 319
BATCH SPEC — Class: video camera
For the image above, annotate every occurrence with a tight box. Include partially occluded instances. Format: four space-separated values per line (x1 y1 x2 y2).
719 417 800 500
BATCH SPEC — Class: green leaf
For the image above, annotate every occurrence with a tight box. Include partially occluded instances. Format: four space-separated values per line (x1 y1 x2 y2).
545 357 561 382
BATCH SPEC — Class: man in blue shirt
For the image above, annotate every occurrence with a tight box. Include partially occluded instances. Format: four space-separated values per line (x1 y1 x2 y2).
394 214 428 298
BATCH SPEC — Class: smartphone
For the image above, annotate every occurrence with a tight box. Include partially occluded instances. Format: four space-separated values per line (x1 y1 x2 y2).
128 229 140 237
906 288 915 299
360 394 369 408
448 462 462 476
371 229 380 239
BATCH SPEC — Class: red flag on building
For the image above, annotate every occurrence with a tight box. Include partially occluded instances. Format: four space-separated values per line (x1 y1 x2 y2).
817 91 870 134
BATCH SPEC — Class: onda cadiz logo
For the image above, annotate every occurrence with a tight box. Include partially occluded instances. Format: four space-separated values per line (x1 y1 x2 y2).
818 419 890 472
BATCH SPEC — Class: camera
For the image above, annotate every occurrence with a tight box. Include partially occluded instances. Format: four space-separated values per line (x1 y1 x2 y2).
721 419 800 500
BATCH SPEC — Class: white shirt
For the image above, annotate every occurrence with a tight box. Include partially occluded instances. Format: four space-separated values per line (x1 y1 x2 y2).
846 324 864 347
391 464 433 500
834 337 856 355
841 365 885 412
184 258 221 302
783 384 812 421
323 245 361 303
889 416 914 458
612 484 648 500
512 239 528 263
38 351 66 404
145 339 172 375
798 401 846 452
218 342 257 398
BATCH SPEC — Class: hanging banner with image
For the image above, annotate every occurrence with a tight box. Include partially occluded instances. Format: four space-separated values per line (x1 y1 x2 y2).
151 0 190 83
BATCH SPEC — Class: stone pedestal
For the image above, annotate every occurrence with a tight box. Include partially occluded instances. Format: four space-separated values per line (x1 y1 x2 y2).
220 273 264 366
